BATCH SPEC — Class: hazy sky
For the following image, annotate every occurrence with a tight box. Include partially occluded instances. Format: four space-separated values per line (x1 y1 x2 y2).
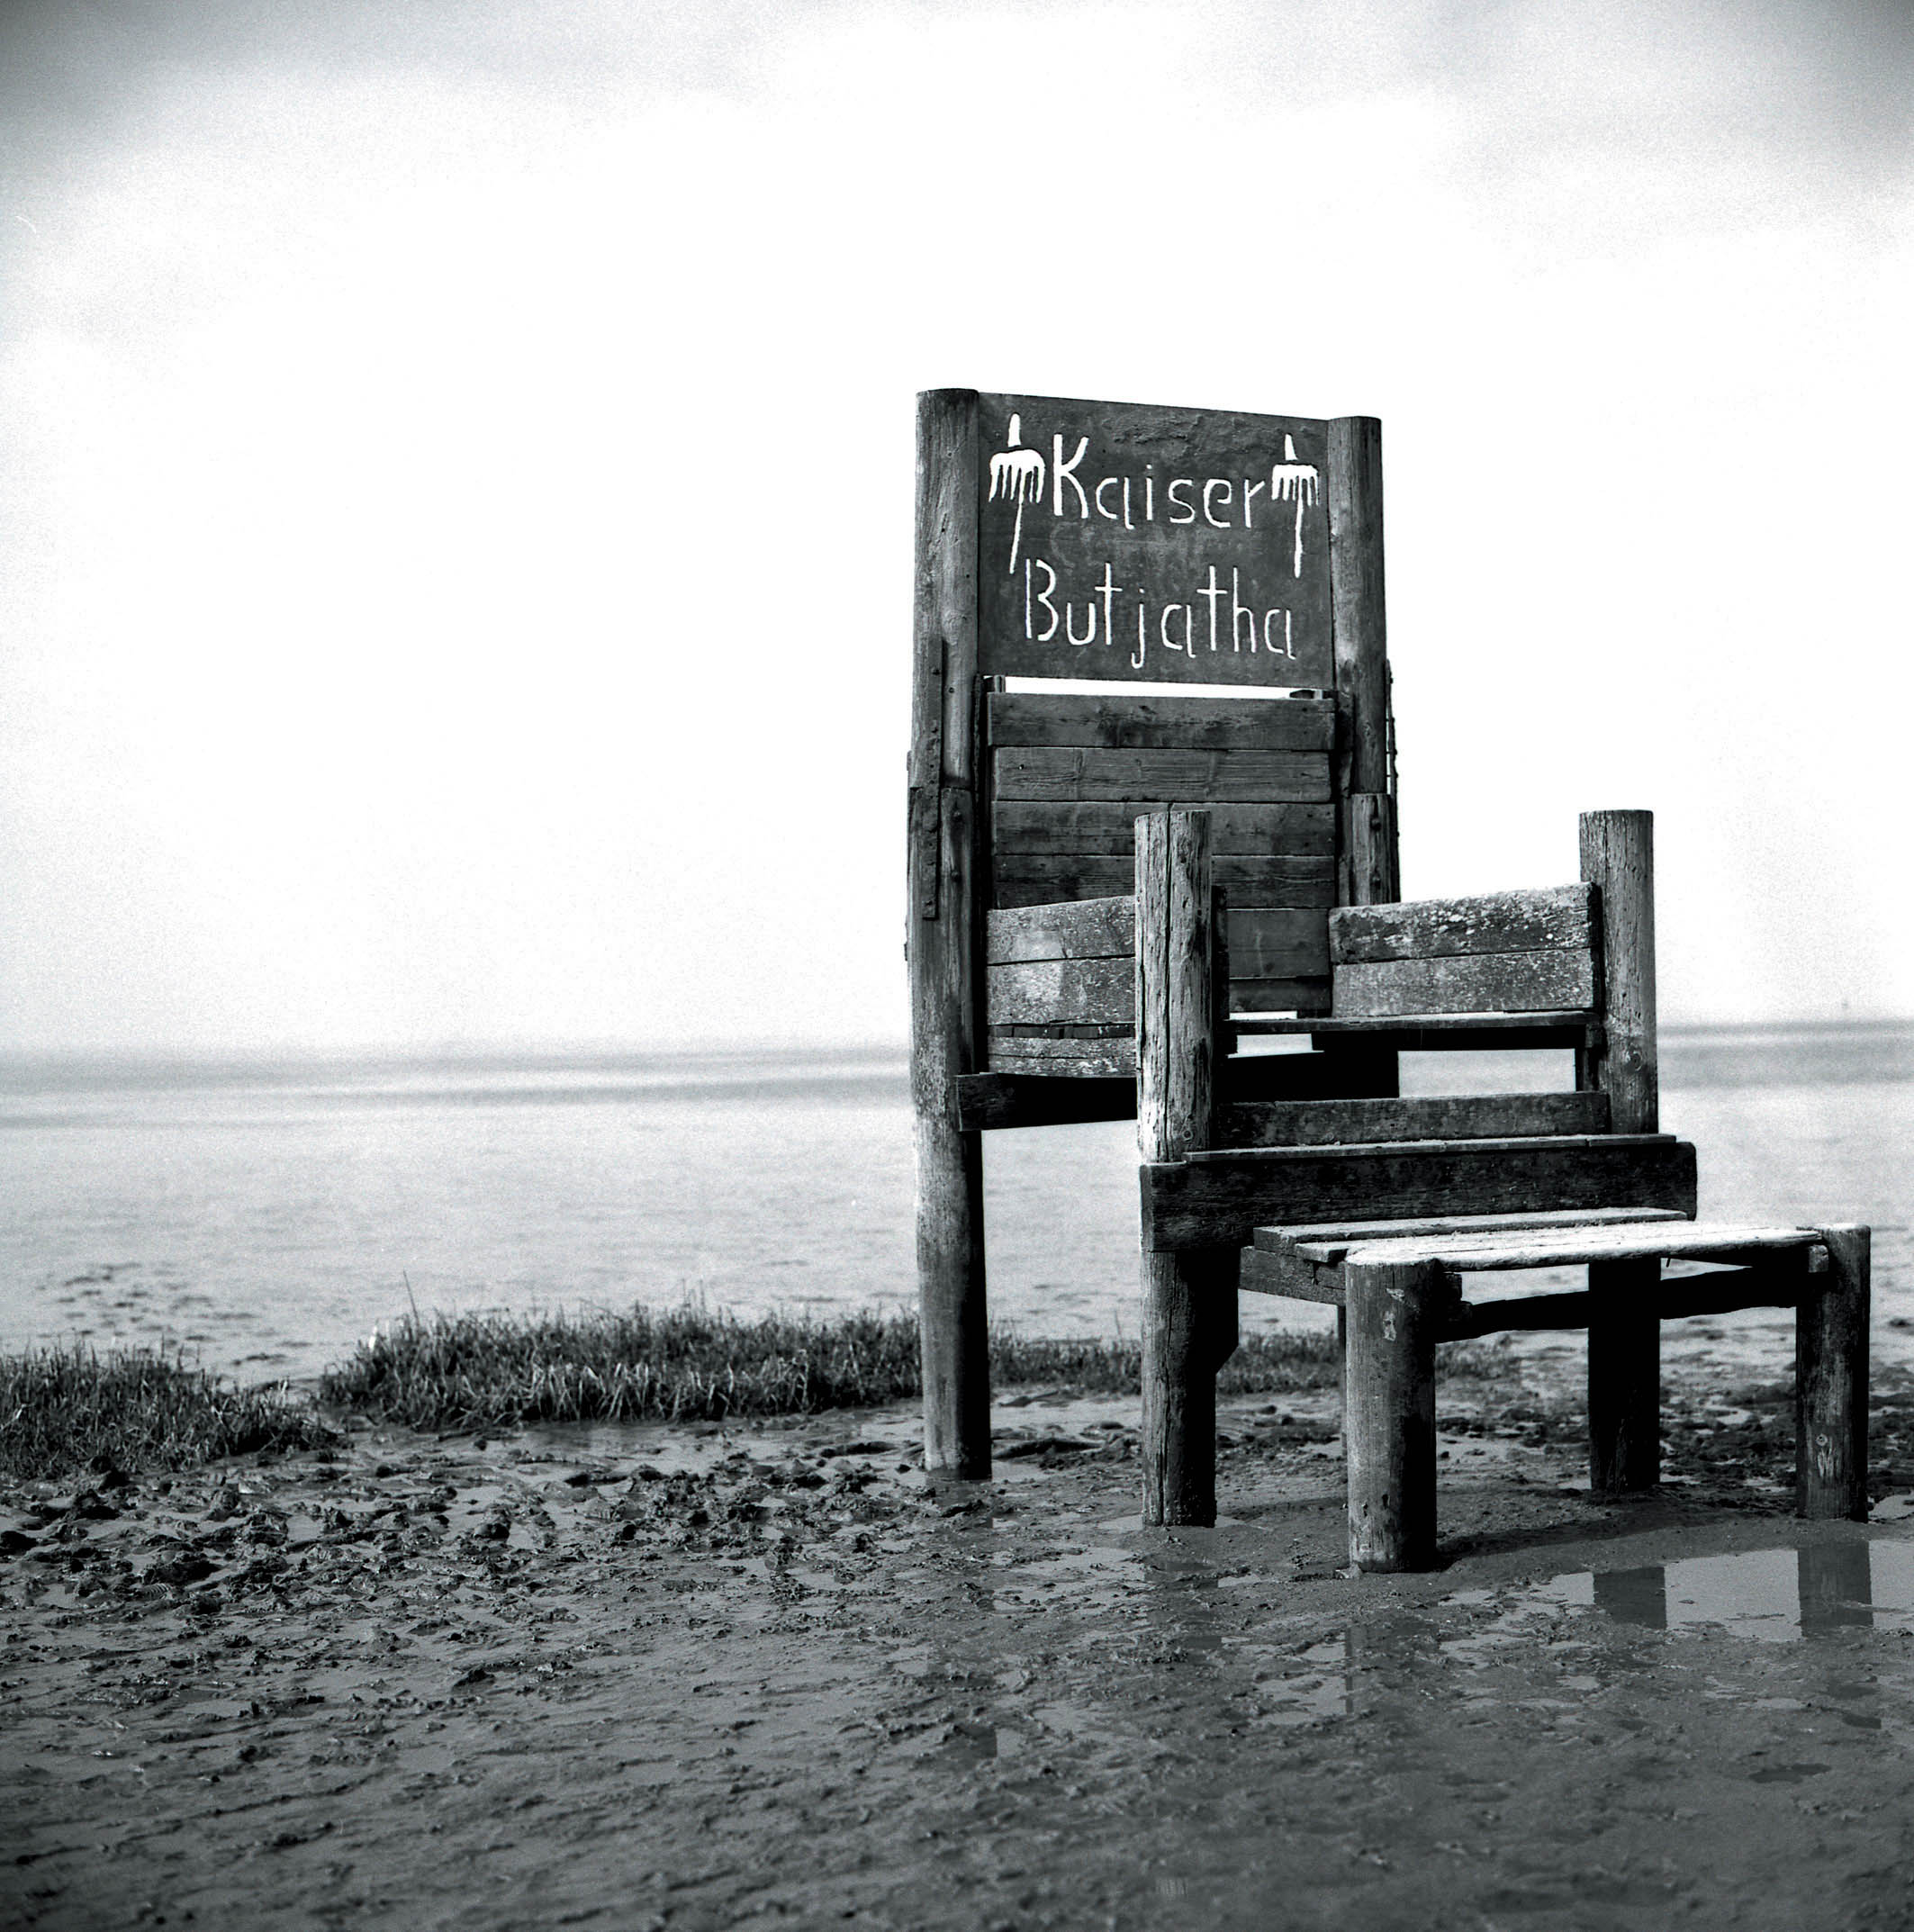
2 0 1909 1052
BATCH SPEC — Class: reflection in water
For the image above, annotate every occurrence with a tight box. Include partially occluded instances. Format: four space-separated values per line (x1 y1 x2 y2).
1593 1566 1668 1630
1559 1540 1881 1643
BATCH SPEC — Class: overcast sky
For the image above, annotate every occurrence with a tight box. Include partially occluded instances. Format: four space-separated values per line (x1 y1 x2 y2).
1 0 1909 1052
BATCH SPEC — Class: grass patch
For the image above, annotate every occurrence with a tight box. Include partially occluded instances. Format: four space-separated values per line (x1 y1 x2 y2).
320 1305 1346 1431
0 1345 336 1483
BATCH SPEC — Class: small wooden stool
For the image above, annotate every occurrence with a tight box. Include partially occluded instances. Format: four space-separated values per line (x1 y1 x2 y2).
1240 1209 1872 1571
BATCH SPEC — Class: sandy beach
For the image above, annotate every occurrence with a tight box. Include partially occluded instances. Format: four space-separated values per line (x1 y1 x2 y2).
10 1346 1914 1931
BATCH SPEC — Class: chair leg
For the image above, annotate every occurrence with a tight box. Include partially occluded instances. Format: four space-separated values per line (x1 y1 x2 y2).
1797 1226 1870 1521
1142 1250 1223 1526
1344 1257 1443 1572
1588 1259 1660 1494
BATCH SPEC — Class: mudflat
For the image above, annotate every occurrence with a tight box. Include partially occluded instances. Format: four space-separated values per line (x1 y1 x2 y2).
7 1355 1914 1931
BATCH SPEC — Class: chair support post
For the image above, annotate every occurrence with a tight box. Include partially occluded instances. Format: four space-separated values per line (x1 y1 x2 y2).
1344 1256 1443 1571
1587 1259 1661 1492
1797 1225 1870 1521
909 389 990 1480
1138 808 1226 1527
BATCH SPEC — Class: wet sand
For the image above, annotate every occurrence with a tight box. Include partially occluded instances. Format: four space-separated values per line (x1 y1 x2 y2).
8 1354 1914 1930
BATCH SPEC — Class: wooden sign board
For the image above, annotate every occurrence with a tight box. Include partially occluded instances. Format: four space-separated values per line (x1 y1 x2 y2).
976 392 1332 688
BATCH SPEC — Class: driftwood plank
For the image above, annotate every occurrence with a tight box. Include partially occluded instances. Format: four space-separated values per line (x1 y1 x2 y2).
993 747 1332 805
954 1073 1135 1131
1221 1091 1608 1149
988 692 1335 753
987 1036 1138 1078
1329 885 1594 965
995 857 1336 909
1142 1135 1698 1252
986 897 1133 964
1443 1268 1803 1340
993 801 1336 856
986 956 1133 1026
1333 949 1597 1018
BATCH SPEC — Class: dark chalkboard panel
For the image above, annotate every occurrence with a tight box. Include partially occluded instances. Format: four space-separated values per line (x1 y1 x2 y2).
976 392 1332 687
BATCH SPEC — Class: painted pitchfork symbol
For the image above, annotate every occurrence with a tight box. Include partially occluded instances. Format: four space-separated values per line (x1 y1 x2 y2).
1271 434 1319 578
989 414 1045 573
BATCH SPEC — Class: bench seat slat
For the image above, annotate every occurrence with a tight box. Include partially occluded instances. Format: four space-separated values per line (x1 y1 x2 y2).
1327 1220 1820 1270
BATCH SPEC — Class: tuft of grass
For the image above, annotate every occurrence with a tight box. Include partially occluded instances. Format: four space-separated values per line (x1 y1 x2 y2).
319 1304 1346 1432
0 1345 336 1483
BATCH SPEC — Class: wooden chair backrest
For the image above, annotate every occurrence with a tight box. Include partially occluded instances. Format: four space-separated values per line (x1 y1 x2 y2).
987 691 1339 1016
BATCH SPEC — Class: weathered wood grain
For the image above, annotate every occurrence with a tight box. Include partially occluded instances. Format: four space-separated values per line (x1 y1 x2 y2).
987 1036 1138 1077
1581 811 1657 1134
985 897 1133 964
1441 1268 1802 1340
1232 1011 1597 1037
909 387 989 1480
1250 1205 1689 1260
988 692 1335 752
1330 1219 1817 1270
1332 948 1597 1018
1221 1090 1608 1149
986 955 1133 1026
1330 885 1595 965
995 857 1336 909
954 1072 1136 1131
1137 808 1231 1528
1328 418 1397 908
994 747 1332 805
1796 1224 1869 1521
993 801 1336 856
1142 1135 1698 1253
1345 1254 1441 1571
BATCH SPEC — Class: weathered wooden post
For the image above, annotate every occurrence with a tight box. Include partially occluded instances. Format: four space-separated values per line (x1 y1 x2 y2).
1344 1254 1443 1570
1325 418 1399 1111
910 390 990 1480
1138 807 1228 1527
1581 808 1660 1494
1797 1224 1870 1521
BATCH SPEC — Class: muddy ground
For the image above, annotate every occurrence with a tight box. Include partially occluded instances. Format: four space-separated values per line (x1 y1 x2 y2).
9 1350 1914 1931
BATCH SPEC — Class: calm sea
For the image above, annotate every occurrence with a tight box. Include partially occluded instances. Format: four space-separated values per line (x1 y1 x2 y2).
2 1027 1909 1385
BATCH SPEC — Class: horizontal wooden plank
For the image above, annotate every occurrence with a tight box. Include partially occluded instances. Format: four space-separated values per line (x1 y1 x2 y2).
993 747 1332 805
986 897 1133 965
955 1072 1136 1132
1336 1220 1821 1271
988 691 1335 753
1333 949 1598 1018
995 857 1336 908
987 1036 1137 1078
1442 1268 1805 1341
1229 976 1332 1016
1228 908 1329 980
994 801 1336 858
1238 1246 1351 1304
1251 1206 1688 1260
1220 1091 1609 1150
1142 1135 1698 1253
1329 885 1594 965
987 956 1133 1027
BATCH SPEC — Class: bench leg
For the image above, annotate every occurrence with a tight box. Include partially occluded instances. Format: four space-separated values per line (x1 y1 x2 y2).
1588 1259 1660 1494
1797 1225 1870 1521
1344 1258 1442 1572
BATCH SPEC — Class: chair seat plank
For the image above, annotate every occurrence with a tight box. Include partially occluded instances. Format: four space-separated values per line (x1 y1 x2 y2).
1252 1205 1687 1259
1332 1220 1822 1271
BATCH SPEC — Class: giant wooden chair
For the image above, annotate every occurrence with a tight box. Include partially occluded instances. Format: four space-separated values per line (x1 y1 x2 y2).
907 389 1869 1560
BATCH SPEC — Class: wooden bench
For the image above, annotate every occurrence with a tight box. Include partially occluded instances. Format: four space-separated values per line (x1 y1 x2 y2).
1241 1212 1872 1570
